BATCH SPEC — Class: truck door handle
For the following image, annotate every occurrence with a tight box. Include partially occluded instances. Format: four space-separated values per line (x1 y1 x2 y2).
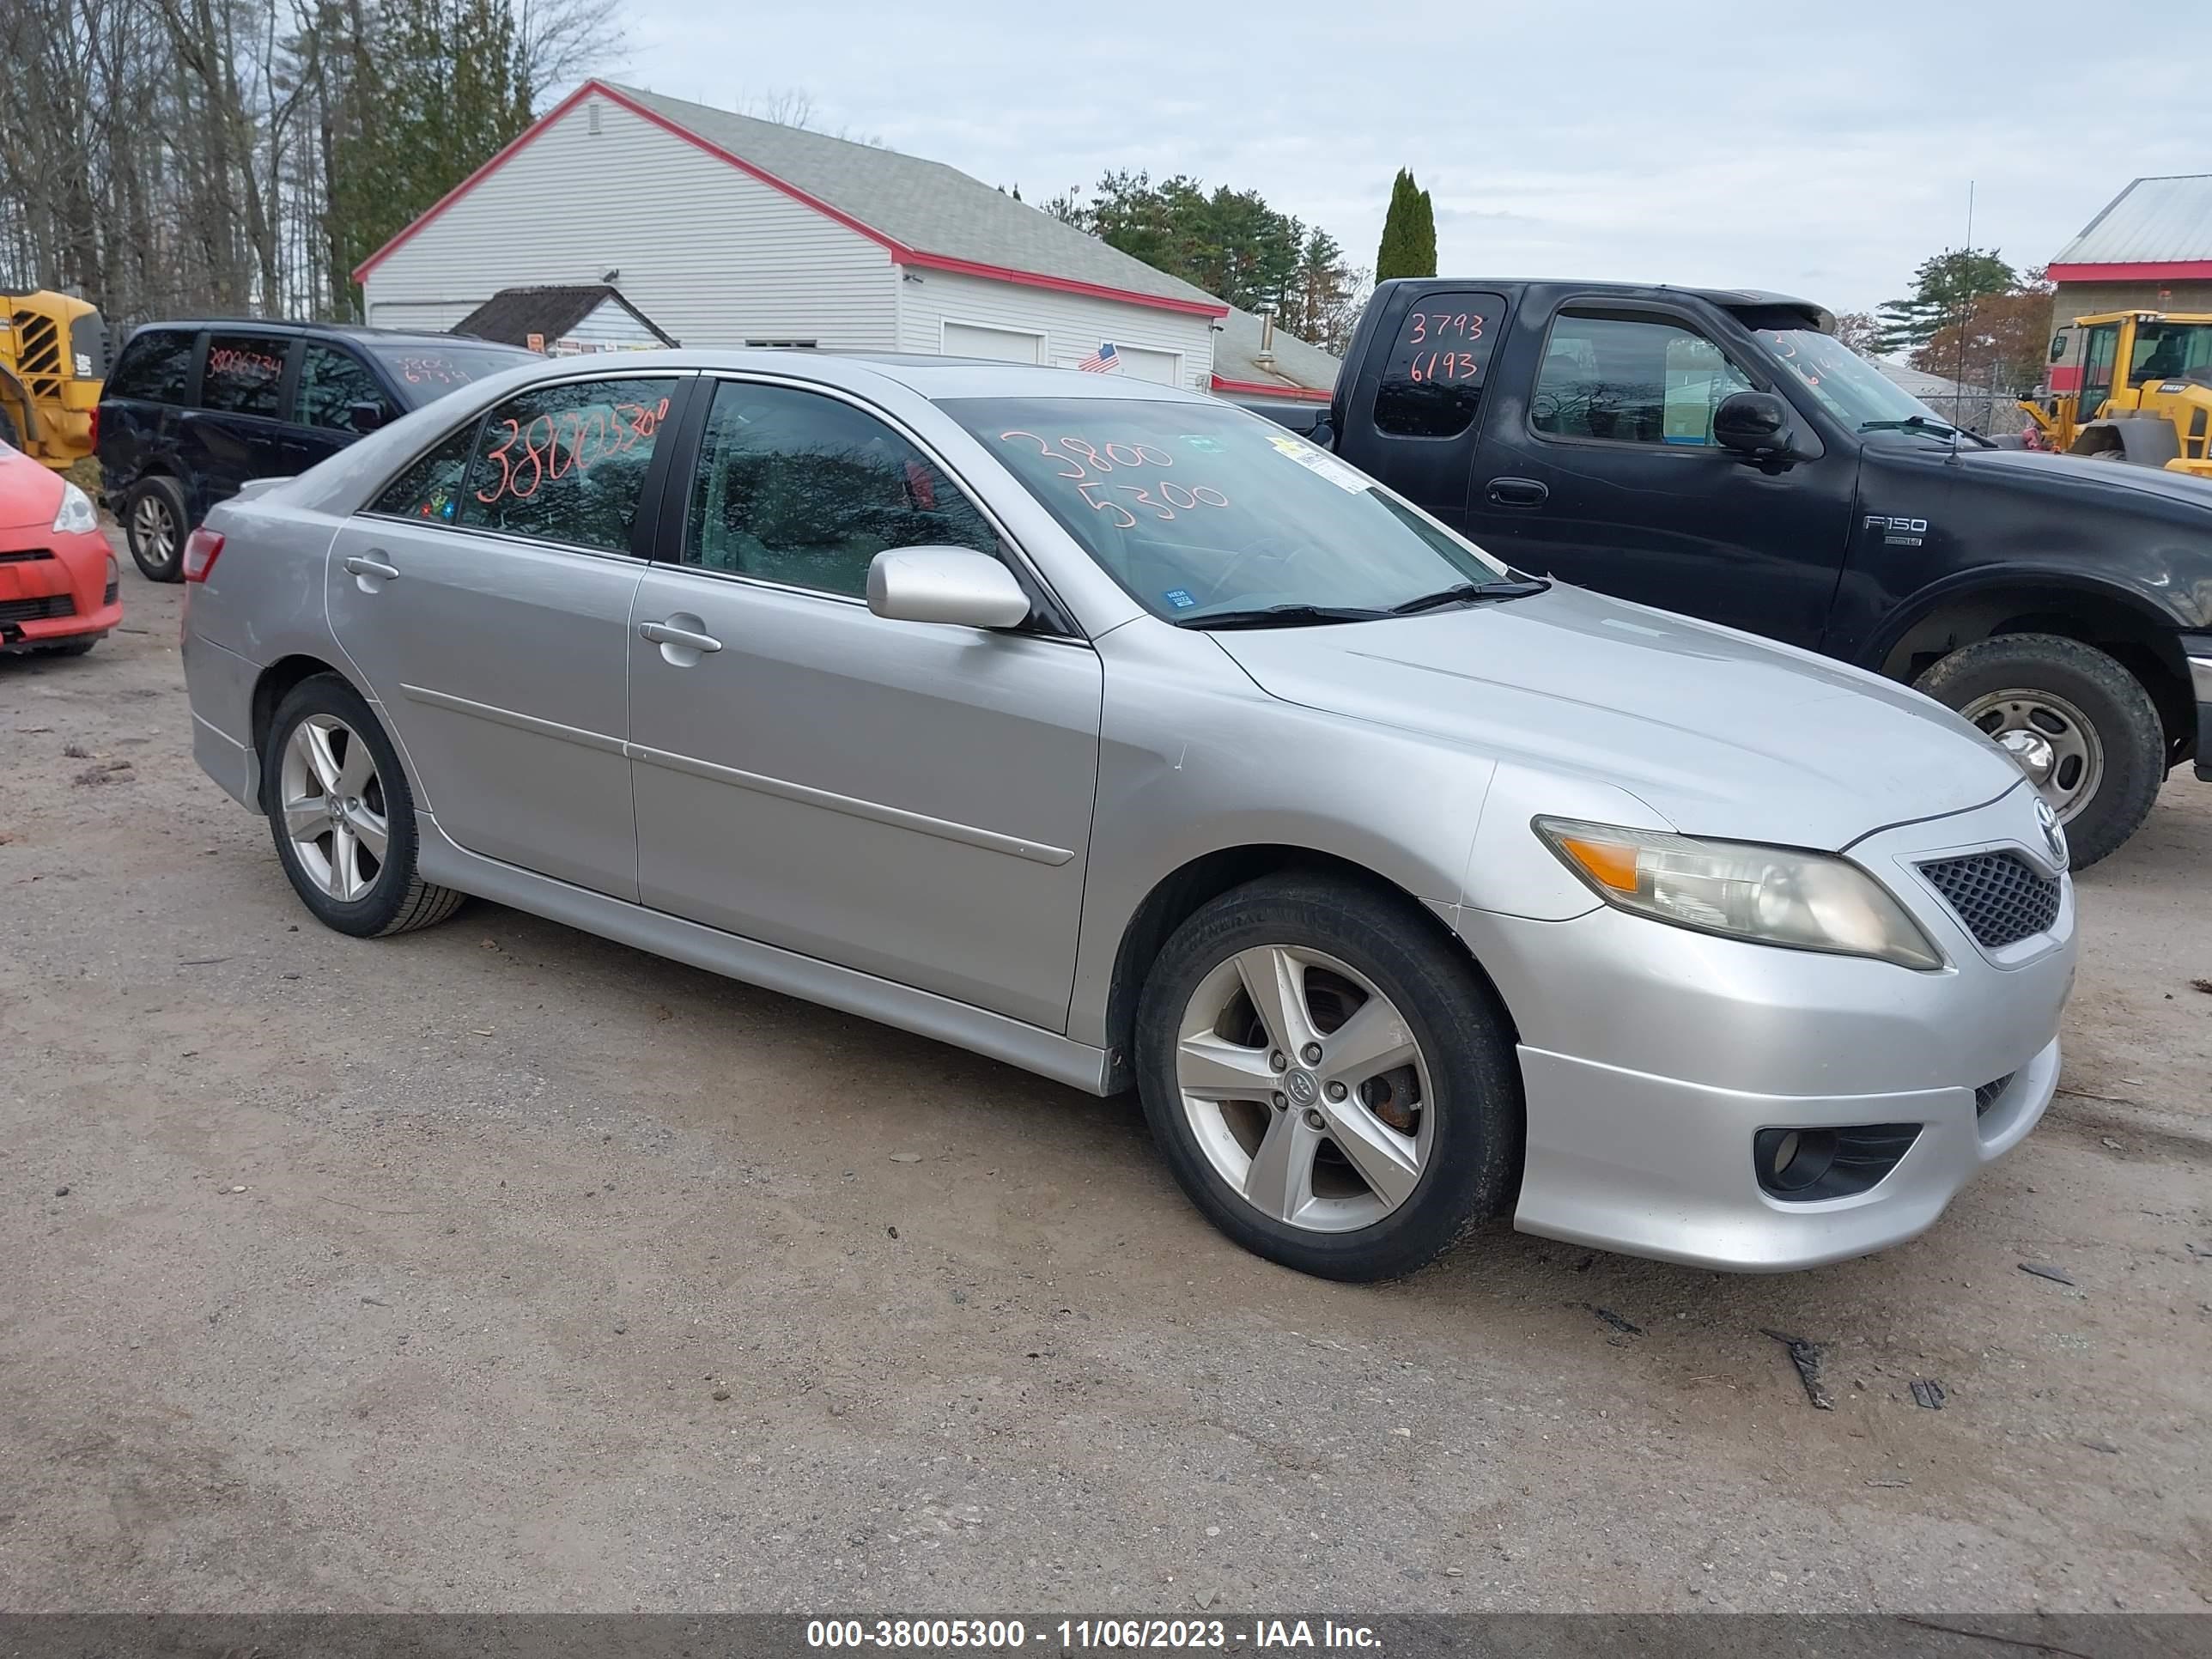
1486 477 1549 507
639 619 723 653
343 555 400 580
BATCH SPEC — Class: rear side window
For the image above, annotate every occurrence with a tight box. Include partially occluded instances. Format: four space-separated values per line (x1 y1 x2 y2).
297 343 395 431
201 334 289 418
106 329 195 404
457 376 682 552
1371 292 1506 438
370 421 482 523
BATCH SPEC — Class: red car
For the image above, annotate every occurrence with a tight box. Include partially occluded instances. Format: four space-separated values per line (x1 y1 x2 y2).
0 441 119 657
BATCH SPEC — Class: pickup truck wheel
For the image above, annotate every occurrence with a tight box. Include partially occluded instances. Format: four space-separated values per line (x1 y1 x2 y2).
1133 875 1521 1281
1915 634 2164 869
123 475 189 581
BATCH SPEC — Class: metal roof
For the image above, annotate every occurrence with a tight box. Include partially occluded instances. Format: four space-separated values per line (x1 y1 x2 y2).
606 83 1225 314
2051 175 2212 267
1211 306 1341 396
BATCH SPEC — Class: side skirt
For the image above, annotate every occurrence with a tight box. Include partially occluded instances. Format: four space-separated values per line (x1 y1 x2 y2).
413 813 1115 1097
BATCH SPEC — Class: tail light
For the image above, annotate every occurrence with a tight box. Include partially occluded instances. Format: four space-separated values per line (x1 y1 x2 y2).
182 527 224 582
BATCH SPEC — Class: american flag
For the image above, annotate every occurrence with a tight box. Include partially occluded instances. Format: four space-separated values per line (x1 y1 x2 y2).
1076 342 1119 374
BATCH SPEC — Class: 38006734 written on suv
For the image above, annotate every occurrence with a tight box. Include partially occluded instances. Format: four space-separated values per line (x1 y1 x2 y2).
175 350 2075 1281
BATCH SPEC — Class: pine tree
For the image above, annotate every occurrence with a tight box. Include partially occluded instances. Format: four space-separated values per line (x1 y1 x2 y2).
1874 247 2018 358
1376 168 1436 282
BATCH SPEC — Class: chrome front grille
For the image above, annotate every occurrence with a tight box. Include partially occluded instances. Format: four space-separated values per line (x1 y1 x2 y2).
1919 852 2061 950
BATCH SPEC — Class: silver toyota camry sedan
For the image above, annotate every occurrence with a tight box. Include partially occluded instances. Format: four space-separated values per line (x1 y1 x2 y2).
178 351 2075 1280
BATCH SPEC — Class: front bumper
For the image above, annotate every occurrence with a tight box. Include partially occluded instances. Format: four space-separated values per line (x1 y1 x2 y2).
0 525 119 651
1455 785 2075 1271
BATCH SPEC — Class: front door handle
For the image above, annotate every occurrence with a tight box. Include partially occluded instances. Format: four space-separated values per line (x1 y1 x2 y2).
343 554 400 580
639 619 723 653
1486 477 1550 507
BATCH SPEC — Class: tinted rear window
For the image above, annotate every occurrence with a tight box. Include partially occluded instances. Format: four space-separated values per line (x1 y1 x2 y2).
368 343 536 404
202 334 289 417
106 328 195 404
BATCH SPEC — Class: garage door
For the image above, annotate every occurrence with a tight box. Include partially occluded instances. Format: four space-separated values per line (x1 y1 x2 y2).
943 322 1043 364
1109 344 1182 386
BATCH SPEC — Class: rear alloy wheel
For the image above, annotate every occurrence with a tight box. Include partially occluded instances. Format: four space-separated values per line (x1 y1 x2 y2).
1915 633 2164 869
124 475 188 581
1135 875 1521 1281
264 674 465 937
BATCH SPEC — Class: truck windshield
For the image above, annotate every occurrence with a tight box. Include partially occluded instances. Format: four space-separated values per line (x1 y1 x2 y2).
1753 328 1953 433
942 396 1507 624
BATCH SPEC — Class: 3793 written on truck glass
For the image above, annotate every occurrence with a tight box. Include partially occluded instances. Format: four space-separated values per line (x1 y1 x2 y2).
1372 291 1507 439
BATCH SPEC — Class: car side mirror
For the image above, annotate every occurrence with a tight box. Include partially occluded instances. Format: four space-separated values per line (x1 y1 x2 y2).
866 546 1032 629
346 399 387 433
1713 391 1803 461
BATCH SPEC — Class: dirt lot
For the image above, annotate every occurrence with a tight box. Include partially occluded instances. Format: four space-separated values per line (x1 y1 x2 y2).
3 547 2209 1615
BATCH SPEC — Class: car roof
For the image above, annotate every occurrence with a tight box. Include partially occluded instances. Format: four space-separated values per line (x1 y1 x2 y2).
120 319 532 351
605 349 1218 404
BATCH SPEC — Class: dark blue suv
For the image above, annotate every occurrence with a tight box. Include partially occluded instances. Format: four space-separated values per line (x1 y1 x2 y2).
98 321 534 580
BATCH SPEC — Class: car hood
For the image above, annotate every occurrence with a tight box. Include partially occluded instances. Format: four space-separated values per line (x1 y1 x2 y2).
1207 583 2025 850
0 441 64 528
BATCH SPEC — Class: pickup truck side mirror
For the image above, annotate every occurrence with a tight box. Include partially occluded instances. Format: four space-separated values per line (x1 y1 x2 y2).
1713 391 1805 462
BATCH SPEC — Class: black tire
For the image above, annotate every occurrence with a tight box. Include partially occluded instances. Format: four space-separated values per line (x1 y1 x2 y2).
122 473 188 581
1133 873 1522 1282
1914 633 2164 869
263 673 465 938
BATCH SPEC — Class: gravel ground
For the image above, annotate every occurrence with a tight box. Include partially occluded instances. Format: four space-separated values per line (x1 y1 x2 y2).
2 545 2208 1615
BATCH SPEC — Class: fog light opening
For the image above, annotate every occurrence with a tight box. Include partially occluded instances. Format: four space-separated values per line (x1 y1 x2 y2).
1754 1123 1923 1201
1755 1127 1836 1194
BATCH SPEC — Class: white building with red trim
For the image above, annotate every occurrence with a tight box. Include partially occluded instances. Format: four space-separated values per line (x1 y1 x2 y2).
355 81 1231 391
2045 174 2212 392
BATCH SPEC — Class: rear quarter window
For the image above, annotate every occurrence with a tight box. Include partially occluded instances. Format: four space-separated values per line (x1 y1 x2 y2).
105 329 195 404
1370 292 1507 439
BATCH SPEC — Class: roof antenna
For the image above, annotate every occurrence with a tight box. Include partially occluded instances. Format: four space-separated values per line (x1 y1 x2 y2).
1950 180 1974 462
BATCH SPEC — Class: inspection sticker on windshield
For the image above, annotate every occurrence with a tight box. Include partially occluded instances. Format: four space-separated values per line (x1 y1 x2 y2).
1264 432 1368 492
1164 587 1197 610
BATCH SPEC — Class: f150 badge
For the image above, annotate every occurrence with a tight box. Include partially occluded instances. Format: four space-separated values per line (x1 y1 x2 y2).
1864 514 1929 547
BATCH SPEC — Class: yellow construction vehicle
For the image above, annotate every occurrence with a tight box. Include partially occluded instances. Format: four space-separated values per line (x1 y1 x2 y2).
0 289 106 471
2021 309 2212 477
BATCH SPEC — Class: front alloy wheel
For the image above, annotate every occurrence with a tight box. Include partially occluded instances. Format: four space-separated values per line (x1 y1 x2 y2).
1175 945 1431 1232
1135 875 1521 1281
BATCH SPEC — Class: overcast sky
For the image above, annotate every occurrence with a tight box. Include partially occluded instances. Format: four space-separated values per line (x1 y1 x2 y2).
611 1 2212 320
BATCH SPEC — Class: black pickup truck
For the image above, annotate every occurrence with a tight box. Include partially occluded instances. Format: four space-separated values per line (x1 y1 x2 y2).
1287 278 2212 866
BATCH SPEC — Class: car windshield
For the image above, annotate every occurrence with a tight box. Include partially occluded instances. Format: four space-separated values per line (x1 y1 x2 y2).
1753 327 1951 432
369 343 537 405
939 396 1506 623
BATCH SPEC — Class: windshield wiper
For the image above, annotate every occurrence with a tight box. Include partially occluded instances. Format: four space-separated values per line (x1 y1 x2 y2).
1859 416 1995 449
1389 577 1553 614
1179 603 1388 631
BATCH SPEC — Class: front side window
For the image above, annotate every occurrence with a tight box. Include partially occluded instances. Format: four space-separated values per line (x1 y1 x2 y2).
2077 323 2120 416
685 381 997 598
297 343 396 431
1372 291 1506 438
106 329 194 404
942 395 1505 624
201 334 289 417
458 376 681 552
1533 313 1752 446
2128 321 2212 386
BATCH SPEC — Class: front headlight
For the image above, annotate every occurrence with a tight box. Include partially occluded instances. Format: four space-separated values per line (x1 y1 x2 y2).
1533 817 1944 969
52 481 97 535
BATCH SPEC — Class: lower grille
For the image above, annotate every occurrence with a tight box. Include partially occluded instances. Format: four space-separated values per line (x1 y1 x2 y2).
0 548 54 564
1974 1073 2015 1117
0 593 75 623
1920 852 2061 949
103 572 118 605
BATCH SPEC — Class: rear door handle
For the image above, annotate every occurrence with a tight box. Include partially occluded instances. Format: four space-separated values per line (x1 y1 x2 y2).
343 555 400 580
639 619 723 653
1486 477 1549 507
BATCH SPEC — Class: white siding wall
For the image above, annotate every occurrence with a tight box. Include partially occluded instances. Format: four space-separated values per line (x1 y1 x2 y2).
362 95 896 349
563 297 665 348
896 268 1216 391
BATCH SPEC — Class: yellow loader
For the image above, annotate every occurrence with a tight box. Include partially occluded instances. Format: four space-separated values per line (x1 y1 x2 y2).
0 289 106 471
